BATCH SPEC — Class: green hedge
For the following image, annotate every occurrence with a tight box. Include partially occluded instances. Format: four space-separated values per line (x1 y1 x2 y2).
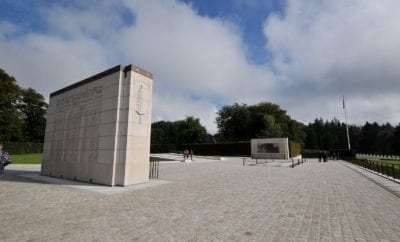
2 142 43 155
150 144 180 153
302 149 328 158
289 141 302 157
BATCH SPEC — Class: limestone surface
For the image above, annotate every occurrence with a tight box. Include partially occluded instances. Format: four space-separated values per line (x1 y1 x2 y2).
41 65 153 186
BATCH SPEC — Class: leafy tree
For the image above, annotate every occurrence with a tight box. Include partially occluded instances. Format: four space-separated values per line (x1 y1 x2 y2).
349 125 361 151
176 116 208 143
19 88 48 142
303 118 400 155
151 116 208 144
0 68 49 143
259 114 283 137
216 102 303 143
304 118 358 151
305 125 319 149
151 121 177 144
0 68 23 141
305 118 324 149
216 103 251 141
373 123 394 154
391 124 400 154
359 122 379 153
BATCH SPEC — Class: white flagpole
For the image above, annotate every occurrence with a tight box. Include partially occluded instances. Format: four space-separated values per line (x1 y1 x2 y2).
343 96 351 150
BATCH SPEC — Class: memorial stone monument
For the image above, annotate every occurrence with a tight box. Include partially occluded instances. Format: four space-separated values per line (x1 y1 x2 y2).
41 65 153 186
251 138 290 159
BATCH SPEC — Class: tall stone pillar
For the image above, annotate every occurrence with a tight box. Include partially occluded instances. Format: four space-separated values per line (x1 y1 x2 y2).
41 65 153 186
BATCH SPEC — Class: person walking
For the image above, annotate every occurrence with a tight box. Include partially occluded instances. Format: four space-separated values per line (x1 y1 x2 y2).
189 149 193 161
0 143 12 174
183 149 189 160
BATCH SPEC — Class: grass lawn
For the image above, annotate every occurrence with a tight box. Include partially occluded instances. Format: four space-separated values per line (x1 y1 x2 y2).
356 154 400 165
373 159 400 165
11 153 42 164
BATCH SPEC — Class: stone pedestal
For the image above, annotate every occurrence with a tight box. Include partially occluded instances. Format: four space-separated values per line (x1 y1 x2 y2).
41 65 153 186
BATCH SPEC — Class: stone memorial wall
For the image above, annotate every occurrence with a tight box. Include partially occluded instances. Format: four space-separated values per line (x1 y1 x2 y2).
41 65 153 186
251 138 290 159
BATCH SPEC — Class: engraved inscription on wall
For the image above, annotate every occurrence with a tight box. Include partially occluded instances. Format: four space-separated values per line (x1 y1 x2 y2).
135 79 151 125
257 143 280 153
50 85 104 164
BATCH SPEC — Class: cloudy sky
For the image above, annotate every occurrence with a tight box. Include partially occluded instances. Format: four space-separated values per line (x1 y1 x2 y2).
1 0 399 133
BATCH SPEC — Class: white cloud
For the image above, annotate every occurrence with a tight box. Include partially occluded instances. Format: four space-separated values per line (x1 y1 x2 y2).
118 0 276 99
264 0 400 125
0 32 109 97
0 1 142 98
1 0 276 133
0 21 18 38
0 0 399 136
115 0 280 133
152 91 218 133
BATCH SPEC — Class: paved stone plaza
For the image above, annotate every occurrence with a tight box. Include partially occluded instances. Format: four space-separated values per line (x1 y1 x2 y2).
1 159 400 241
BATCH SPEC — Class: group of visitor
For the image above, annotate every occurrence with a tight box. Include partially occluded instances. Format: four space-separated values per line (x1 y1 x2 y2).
318 152 328 162
183 149 193 160
318 151 340 162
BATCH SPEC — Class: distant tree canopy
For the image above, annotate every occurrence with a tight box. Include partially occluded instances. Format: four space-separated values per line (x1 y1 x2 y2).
305 118 400 155
0 68 48 142
151 116 208 144
215 102 305 143
214 102 400 155
19 88 48 142
305 118 349 151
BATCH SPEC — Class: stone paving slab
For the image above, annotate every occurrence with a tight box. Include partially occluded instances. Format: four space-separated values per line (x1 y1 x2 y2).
1 159 400 241
340 160 400 198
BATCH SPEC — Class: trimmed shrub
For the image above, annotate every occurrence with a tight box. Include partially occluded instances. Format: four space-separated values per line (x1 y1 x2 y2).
302 149 328 158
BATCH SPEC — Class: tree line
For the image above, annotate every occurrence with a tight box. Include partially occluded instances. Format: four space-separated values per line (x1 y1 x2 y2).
305 119 400 154
151 102 305 145
1 67 399 155
152 102 400 155
0 68 48 142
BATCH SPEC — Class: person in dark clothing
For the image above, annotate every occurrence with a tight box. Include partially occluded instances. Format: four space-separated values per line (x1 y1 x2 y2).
323 152 328 162
0 143 12 174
